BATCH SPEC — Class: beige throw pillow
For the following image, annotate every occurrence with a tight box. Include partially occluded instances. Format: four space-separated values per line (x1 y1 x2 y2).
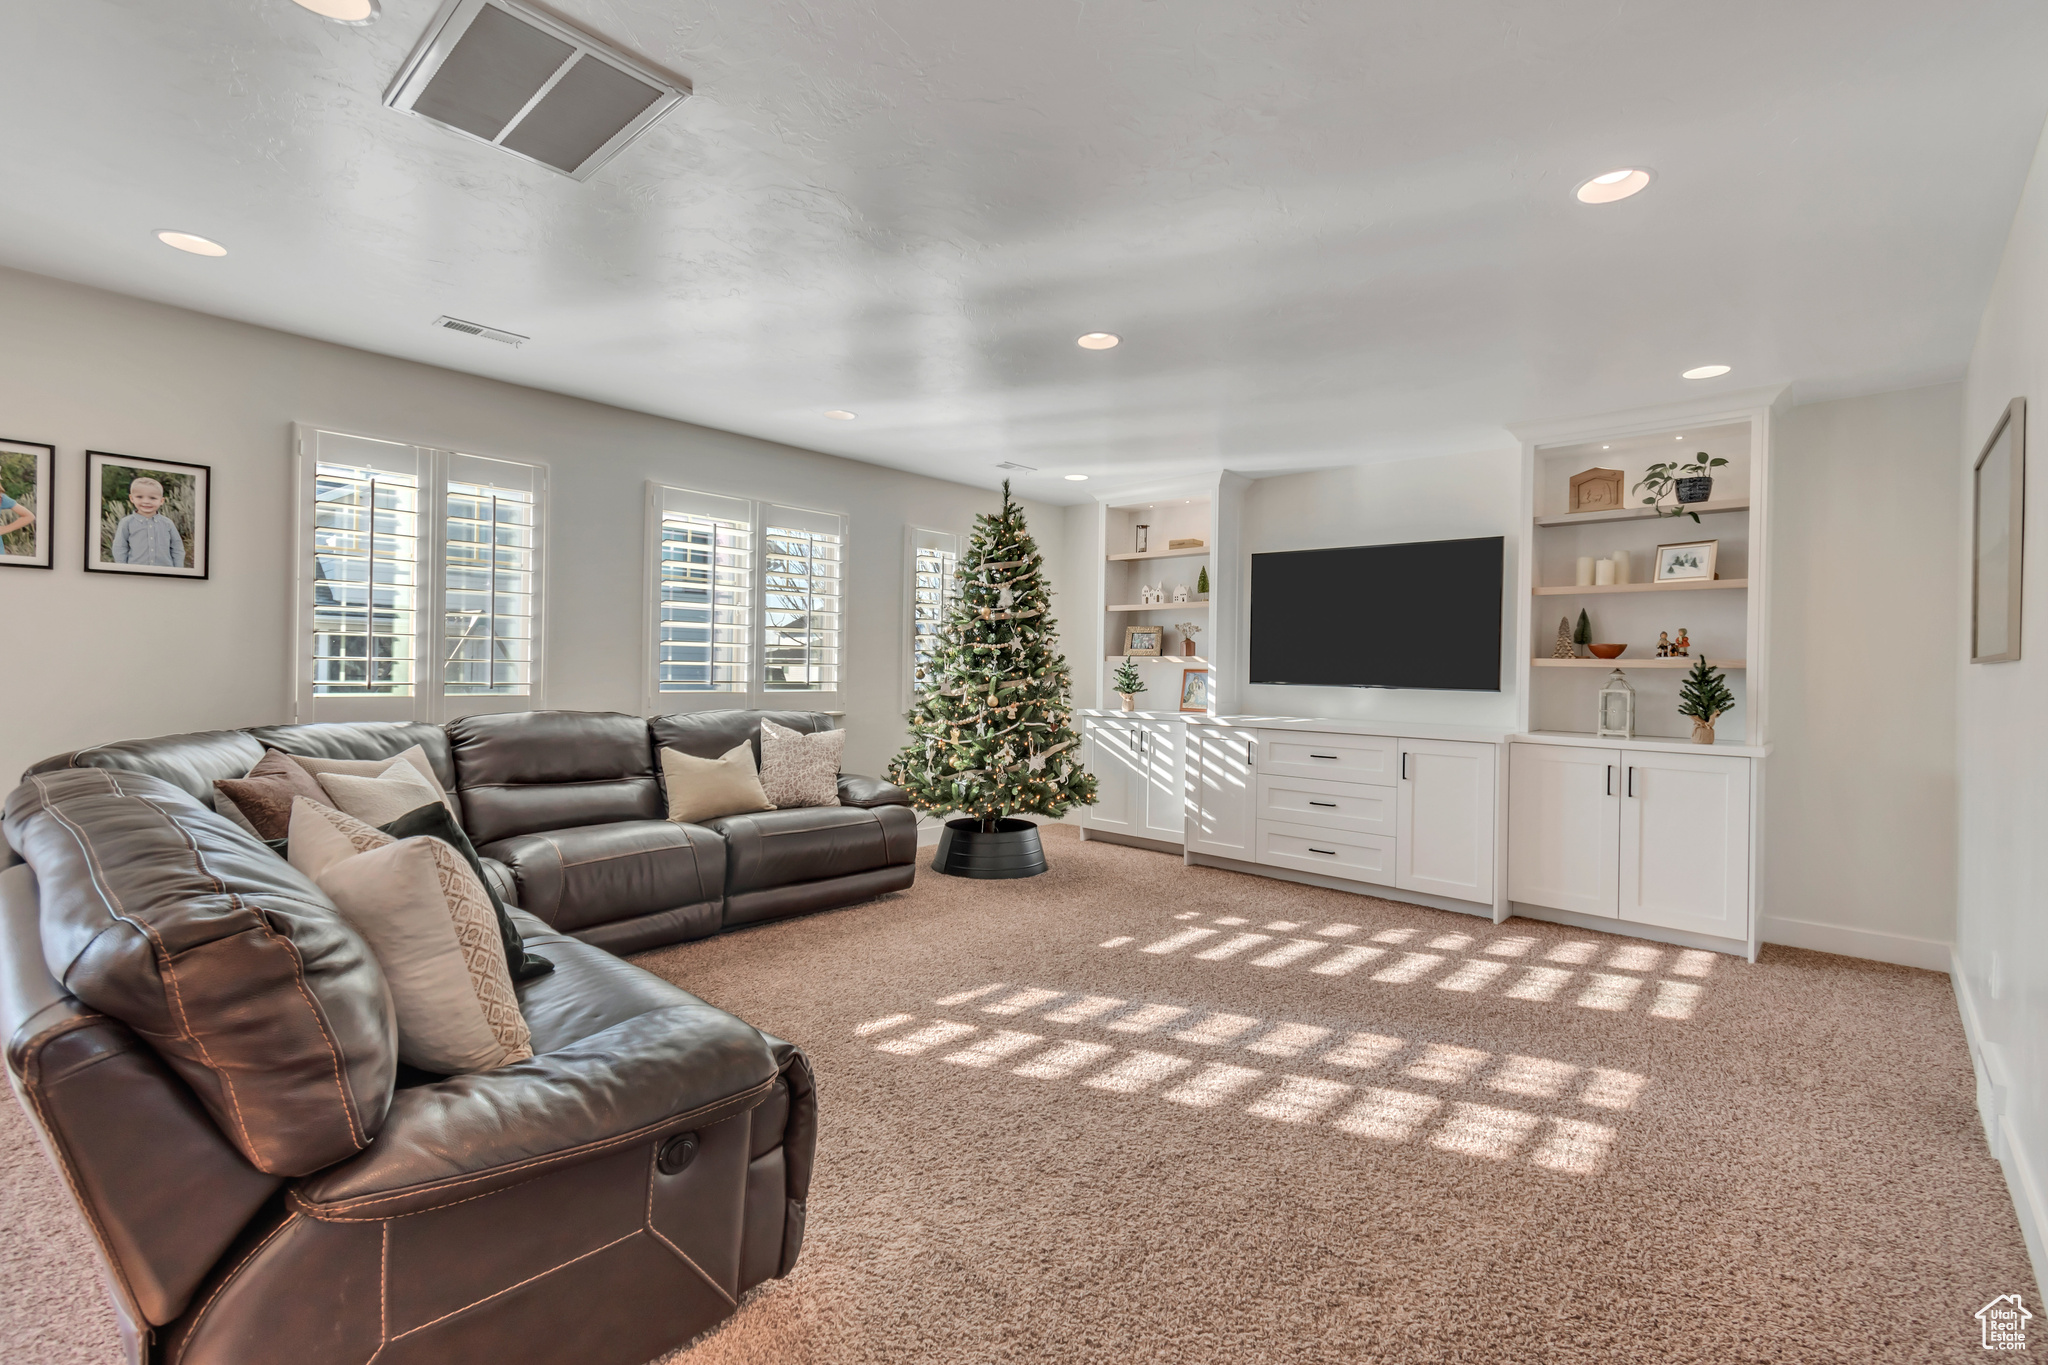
286 744 459 817
303 808 532 1074
286 797 394 883
659 743 775 824
758 719 844 809
315 759 447 827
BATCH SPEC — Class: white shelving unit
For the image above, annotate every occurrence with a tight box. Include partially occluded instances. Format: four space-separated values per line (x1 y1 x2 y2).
1094 490 1218 712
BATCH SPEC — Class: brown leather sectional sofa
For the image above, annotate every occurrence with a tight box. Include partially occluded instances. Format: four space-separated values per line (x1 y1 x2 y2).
0 709 916 1365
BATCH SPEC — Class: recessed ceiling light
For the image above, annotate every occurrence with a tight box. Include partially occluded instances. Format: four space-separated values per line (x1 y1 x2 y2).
1077 333 1120 350
1574 168 1652 204
1601 445 1610 450
156 230 226 257
823 410 856 420
1064 474 1089 481
290 0 380 21
1682 364 1732 380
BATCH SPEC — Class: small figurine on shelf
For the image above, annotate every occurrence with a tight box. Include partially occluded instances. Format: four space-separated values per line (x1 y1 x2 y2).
1553 616 1575 659
1673 628 1691 657
1173 583 1191 603
1655 631 1673 657
1196 566 1210 597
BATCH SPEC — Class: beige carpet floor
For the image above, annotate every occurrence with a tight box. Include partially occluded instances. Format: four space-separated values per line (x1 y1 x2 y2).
4 825 2036 1363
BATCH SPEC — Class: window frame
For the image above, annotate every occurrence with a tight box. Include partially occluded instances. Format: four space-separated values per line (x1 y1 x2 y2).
642 481 848 713
291 423 549 724
905 526 962 710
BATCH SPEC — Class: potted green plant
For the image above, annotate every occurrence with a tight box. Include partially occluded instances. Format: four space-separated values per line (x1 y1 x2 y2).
1678 657 1735 744
1632 452 1730 522
1110 656 1146 711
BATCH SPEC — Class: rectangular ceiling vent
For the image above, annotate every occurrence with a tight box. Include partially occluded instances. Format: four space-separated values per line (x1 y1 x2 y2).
995 462 1038 472
387 0 690 181
433 315 528 347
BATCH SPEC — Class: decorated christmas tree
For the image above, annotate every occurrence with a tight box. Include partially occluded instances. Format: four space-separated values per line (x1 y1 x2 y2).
889 483 1096 831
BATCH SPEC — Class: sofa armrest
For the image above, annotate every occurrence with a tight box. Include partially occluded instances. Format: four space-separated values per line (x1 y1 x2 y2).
477 854 519 909
837 773 911 808
290 1003 779 1221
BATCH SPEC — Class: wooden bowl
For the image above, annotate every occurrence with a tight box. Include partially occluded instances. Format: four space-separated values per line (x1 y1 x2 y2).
1588 643 1627 659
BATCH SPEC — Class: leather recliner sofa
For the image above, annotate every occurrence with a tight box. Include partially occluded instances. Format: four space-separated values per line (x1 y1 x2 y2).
0 709 912 1363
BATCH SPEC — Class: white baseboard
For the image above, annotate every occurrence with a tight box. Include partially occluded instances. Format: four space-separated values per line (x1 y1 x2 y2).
1759 916 1952 972
1181 852 1495 920
1951 948 2047 1295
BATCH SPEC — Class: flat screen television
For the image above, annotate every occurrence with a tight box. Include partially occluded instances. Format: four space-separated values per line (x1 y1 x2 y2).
1250 536 1503 691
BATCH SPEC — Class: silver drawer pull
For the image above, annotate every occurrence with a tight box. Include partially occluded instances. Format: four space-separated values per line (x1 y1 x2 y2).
1308 800 1337 807
1310 753 1339 760
1309 846 1337 855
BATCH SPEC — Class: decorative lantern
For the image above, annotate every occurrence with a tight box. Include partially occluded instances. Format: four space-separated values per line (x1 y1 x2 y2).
1596 669 1636 739
1135 523 1150 553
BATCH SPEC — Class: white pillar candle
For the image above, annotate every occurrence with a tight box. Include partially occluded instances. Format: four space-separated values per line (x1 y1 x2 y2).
1576 557 1595 586
1611 549 1629 584
1594 558 1617 585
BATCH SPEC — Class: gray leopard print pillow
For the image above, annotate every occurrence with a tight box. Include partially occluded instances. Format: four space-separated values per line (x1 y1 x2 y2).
758 718 844 809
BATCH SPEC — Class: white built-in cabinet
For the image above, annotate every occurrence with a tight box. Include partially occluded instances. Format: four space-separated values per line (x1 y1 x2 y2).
1078 713 1186 846
1395 739 1496 905
1508 741 1751 942
1185 723 1257 858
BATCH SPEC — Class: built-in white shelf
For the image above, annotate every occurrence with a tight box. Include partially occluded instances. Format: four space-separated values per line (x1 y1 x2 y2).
1532 578 1747 597
1533 498 1749 528
1107 654 1208 666
1107 600 1210 613
1531 656 1745 670
1108 547 1211 562
1516 730 1771 759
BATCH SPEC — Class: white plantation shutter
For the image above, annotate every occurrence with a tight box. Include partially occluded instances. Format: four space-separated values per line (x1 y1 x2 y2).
653 487 753 695
909 528 960 700
761 504 843 693
443 454 544 707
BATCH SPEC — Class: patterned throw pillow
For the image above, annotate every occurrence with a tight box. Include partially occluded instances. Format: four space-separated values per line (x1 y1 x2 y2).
757 718 844 809
290 797 531 1074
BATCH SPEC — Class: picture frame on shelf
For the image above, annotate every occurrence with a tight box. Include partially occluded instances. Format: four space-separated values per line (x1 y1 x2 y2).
1123 625 1163 657
1971 397 2025 663
84 450 211 580
0 437 54 570
1178 667 1209 712
1652 539 1717 583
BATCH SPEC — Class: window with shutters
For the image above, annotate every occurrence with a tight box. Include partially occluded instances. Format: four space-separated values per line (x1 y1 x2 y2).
295 426 546 722
761 506 842 692
908 527 960 701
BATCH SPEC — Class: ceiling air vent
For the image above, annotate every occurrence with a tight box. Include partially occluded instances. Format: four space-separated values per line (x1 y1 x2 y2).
386 0 689 181
995 462 1038 472
433 315 528 346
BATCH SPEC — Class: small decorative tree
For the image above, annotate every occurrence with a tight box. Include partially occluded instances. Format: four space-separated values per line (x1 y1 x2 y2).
1110 656 1146 707
888 482 1096 834
1196 565 1210 596
1678 657 1735 744
1552 616 1575 659
1573 609 1592 657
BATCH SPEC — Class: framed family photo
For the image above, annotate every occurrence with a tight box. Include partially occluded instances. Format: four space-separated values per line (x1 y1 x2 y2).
1653 539 1718 583
1122 624 1163 657
0 438 54 570
85 451 210 579
1178 667 1210 712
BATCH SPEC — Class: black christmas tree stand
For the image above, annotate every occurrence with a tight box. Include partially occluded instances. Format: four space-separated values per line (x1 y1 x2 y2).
931 818 1048 879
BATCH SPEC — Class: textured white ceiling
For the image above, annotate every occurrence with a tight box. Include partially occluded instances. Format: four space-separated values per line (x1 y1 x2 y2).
5 0 2047 503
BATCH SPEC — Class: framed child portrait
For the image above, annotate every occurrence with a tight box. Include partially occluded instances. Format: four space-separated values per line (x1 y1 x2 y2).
0 438 54 570
1178 667 1210 712
85 451 210 579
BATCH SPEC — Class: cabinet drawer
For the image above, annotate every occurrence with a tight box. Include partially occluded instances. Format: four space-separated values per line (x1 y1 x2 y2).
1260 732 1398 783
1256 820 1396 882
1255 773 1396 836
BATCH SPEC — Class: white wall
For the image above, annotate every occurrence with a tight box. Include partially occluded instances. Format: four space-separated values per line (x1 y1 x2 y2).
1956 116 2048 1288
0 266 1070 789
1236 449 1524 728
1763 385 1962 970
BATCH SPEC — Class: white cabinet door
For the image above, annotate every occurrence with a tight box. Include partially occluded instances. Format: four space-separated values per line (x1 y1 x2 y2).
1139 717 1187 843
1079 716 1142 835
1617 750 1750 938
1186 724 1257 859
1396 739 1496 904
1507 744 1620 918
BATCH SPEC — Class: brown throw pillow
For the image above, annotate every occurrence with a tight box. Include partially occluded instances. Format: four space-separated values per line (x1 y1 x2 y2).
214 749 329 840
758 718 845 809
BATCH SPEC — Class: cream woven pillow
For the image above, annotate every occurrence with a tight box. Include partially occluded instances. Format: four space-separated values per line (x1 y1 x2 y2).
757 719 844 809
287 744 459 818
314 758 446 827
659 743 775 823
291 798 531 1074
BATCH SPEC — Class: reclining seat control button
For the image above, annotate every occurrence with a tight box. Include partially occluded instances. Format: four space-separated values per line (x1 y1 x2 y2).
657 1131 700 1175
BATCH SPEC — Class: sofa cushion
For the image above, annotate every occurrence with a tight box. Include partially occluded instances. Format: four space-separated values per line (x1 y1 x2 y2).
477 819 724 935
247 721 463 825
450 711 660 846
2 768 397 1177
695 805 911 897
24 728 264 809
506 909 709 1053
648 709 834 766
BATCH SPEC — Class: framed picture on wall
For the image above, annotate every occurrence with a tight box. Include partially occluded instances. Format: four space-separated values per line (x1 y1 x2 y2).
1178 667 1209 712
0 438 54 570
1972 397 2025 663
84 451 210 580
